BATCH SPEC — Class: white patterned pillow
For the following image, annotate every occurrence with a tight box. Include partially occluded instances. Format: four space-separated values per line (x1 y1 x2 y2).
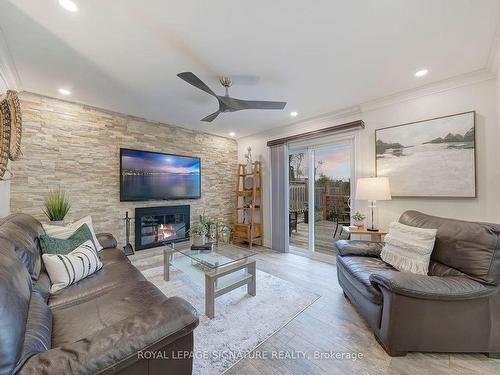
43 215 103 251
42 240 103 293
381 222 437 275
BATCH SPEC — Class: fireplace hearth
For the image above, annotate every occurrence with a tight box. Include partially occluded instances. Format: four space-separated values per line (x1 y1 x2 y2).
135 205 190 250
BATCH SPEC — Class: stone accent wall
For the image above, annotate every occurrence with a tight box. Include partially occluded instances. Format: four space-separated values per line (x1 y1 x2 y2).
10 92 238 247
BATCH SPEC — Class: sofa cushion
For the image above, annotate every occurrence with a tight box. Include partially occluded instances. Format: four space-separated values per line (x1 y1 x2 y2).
43 240 103 293
369 271 496 300
48 253 146 310
96 233 118 250
18 298 198 375
51 281 168 346
336 255 395 304
335 240 383 257
99 247 128 266
43 215 103 251
399 211 500 285
0 213 45 280
0 246 33 375
380 222 437 275
33 272 51 303
13 292 52 374
39 223 95 255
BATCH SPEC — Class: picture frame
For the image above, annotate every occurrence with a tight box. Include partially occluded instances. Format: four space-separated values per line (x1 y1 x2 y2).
375 111 476 198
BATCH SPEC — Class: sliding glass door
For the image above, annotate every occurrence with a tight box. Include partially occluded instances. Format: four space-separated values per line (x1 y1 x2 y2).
288 149 310 252
313 144 352 255
288 135 355 256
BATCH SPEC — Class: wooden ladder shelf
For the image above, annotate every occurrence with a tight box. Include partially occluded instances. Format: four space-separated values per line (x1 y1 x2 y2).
233 161 263 249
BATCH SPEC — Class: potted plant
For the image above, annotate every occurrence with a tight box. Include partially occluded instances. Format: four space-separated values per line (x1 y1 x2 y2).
352 211 366 228
189 222 208 246
42 189 71 225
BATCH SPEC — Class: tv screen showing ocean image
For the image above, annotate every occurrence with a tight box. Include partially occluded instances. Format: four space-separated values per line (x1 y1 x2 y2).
120 149 201 201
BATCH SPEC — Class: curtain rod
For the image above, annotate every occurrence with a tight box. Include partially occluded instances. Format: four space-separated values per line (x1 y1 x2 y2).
267 120 364 147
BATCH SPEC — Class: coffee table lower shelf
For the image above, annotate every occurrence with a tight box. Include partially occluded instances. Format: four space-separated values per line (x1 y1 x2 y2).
163 248 256 318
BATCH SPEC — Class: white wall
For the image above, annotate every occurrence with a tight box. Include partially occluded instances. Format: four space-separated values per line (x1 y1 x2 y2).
238 74 500 248
0 179 10 217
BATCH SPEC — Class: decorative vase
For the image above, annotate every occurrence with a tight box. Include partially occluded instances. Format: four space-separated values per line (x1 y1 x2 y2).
244 176 254 189
49 220 65 226
353 219 364 228
246 159 253 174
192 235 206 246
220 228 230 243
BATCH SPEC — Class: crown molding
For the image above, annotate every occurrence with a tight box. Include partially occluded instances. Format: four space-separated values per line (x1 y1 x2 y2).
359 68 495 113
0 26 22 91
240 68 496 142
240 104 362 141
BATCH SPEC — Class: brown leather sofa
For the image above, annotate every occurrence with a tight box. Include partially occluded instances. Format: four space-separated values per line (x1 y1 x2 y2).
336 210 500 357
0 213 199 375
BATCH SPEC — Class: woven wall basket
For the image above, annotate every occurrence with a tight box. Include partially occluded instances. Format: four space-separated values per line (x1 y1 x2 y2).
0 97 12 180
5 90 22 161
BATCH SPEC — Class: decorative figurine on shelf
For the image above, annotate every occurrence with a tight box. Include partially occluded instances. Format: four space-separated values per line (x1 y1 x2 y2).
219 224 231 244
244 146 254 189
244 146 253 172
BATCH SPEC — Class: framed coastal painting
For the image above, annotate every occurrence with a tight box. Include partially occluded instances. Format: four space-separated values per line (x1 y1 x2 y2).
375 111 476 197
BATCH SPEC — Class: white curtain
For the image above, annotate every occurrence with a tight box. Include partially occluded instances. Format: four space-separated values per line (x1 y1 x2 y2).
270 143 289 252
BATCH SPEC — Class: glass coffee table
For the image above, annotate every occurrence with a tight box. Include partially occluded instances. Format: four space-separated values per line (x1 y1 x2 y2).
163 243 257 318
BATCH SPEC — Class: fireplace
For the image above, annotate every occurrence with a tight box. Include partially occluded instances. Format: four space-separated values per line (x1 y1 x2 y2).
135 205 190 250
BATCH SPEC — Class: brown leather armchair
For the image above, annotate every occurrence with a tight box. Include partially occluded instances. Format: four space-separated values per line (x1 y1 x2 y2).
335 210 500 357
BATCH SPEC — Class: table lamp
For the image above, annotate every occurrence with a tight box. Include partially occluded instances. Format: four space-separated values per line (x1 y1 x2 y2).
355 177 391 232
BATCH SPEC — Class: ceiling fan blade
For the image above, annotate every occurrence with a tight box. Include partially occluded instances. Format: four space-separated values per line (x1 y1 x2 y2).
201 110 220 122
177 72 217 97
228 98 287 111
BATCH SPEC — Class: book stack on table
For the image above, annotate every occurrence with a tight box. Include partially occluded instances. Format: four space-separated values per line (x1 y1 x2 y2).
191 242 214 251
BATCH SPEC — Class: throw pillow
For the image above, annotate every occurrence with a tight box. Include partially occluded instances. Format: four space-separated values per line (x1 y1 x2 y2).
39 223 95 255
43 215 103 251
42 240 103 293
380 222 437 275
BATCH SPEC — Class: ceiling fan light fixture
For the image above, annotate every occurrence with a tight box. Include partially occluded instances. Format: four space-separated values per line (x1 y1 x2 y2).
177 72 287 122
229 132 236 137
415 68 428 78
59 0 78 12
58 88 71 95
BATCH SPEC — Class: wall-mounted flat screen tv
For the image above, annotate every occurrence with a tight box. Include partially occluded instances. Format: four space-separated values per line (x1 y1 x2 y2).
120 148 201 201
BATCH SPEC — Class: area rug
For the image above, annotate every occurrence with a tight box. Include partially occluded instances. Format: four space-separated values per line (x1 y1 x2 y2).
131 255 319 375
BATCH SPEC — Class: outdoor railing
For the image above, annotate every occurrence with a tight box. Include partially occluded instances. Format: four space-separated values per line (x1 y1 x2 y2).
289 179 350 215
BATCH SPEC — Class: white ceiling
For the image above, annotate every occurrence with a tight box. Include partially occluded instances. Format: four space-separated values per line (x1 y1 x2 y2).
1 0 499 138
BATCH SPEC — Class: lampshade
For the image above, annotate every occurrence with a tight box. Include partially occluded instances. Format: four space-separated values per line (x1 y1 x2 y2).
356 177 392 201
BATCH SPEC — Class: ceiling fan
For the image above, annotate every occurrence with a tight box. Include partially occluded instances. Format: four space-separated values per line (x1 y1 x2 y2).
177 72 287 122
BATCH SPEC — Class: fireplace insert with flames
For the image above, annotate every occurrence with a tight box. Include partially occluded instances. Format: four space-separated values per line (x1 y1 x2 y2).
135 205 190 250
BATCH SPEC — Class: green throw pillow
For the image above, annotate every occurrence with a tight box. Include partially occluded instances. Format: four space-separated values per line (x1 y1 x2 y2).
40 223 96 255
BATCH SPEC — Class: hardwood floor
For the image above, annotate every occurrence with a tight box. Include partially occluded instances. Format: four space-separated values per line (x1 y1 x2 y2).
225 248 500 375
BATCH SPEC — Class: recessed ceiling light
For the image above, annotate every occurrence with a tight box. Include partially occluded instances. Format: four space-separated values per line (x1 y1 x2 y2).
415 69 428 78
59 0 78 12
58 88 71 95
290 111 298 117
229 132 236 137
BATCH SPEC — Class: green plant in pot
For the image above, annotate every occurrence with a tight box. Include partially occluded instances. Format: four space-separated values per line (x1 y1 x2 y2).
43 189 71 226
189 221 208 246
352 211 366 228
